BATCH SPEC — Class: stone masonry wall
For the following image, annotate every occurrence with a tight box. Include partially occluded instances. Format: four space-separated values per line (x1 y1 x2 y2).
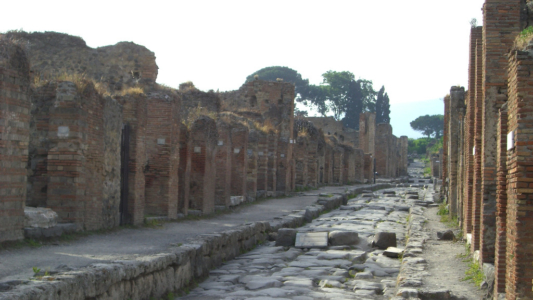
3 31 158 91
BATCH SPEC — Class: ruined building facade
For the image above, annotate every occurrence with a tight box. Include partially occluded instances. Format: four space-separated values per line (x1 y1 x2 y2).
0 31 407 244
442 0 533 298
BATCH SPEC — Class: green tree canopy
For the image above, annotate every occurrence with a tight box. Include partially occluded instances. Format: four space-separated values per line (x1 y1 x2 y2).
410 114 444 139
246 67 379 130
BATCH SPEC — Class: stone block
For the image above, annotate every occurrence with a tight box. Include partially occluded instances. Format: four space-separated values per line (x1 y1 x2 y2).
275 228 297 246
384 247 404 258
328 231 359 246
24 207 58 228
437 230 455 240
372 232 397 249
295 232 328 248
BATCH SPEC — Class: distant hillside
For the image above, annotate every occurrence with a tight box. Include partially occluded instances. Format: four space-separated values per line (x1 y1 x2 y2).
390 98 444 139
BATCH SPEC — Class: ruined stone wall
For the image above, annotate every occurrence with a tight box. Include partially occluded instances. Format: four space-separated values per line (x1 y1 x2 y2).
246 130 261 200
144 92 180 219
354 149 364 183
0 39 30 242
3 31 158 91
306 117 358 148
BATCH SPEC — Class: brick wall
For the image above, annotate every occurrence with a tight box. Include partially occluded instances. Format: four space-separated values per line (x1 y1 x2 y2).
448 87 466 217
0 40 30 242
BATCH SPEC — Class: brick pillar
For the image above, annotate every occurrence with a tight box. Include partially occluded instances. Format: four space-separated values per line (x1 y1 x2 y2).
230 125 248 198
215 120 231 207
0 42 30 242
342 146 356 184
505 50 533 299
246 130 259 201
443 95 449 199
267 132 277 193
307 138 318 188
295 135 309 187
448 87 466 217
494 105 508 295
464 27 482 236
188 116 218 214
472 37 484 253
364 153 373 182
47 82 90 229
178 123 190 215
400 136 408 176
375 124 391 177
359 112 376 156
354 149 364 183
144 93 180 219
480 0 521 264
256 132 268 192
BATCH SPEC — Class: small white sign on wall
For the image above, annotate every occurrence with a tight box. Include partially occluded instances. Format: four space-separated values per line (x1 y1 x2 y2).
234 148 241 154
58 126 69 138
280 154 285 158
194 146 201 153
157 138 165 145
473 146 475 155
507 131 515 150
258 151 264 156
218 140 224 146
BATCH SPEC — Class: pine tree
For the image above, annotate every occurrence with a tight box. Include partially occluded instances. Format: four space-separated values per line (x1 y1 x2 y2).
375 86 391 124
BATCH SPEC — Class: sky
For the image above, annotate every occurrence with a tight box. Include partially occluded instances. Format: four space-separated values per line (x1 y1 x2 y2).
1 0 485 138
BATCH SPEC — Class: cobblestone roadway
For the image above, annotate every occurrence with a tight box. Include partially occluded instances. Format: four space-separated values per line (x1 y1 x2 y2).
179 182 432 300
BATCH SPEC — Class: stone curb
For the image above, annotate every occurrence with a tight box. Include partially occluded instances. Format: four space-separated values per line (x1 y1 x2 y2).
0 184 391 300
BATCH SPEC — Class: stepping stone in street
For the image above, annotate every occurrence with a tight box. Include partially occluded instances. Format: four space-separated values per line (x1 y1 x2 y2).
295 232 328 248
362 194 374 198
362 190 373 193
383 191 396 195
